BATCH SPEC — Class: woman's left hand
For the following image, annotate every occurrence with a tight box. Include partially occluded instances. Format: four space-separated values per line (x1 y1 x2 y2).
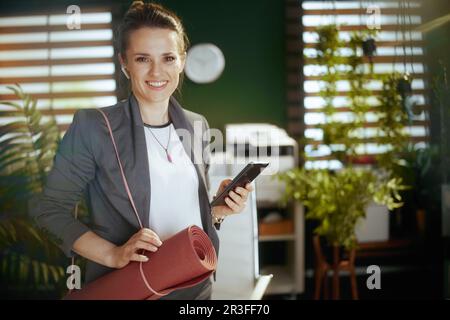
211 179 254 218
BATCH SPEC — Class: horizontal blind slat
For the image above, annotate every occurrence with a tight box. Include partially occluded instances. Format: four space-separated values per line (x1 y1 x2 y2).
0 74 115 84
0 7 113 17
0 108 81 117
0 57 113 67
302 56 423 65
288 104 429 116
0 40 113 51
305 136 429 146
0 91 116 100
303 40 424 48
289 89 426 101
303 120 429 129
301 24 419 32
0 23 112 34
302 73 427 81
300 8 422 15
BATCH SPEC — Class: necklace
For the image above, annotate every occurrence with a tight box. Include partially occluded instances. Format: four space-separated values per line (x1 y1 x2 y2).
146 124 173 163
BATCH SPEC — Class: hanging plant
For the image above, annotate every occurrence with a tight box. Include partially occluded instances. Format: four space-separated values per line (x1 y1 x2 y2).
345 30 378 164
375 73 411 171
396 73 413 97
280 24 407 250
314 24 359 162
362 38 377 58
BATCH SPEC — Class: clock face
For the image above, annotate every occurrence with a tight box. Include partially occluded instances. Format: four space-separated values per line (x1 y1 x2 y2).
185 43 225 84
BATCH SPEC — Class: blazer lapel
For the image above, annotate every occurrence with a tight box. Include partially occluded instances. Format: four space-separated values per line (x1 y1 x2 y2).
120 94 151 228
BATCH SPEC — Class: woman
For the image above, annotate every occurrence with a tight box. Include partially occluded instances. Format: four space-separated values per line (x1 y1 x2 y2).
32 1 253 300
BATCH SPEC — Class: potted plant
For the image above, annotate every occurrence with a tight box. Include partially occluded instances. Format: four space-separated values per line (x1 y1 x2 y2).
389 144 438 238
287 24 410 298
0 85 87 298
277 167 404 299
277 168 404 251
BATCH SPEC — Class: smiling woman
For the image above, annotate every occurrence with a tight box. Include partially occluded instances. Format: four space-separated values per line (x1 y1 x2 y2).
119 27 186 125
31 0 254 300
116 2 189 126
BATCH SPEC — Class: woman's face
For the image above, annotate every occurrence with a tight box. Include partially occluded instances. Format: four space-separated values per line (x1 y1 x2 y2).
120 27 185 105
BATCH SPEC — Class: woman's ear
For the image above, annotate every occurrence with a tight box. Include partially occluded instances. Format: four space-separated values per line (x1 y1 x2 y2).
118 53 130 79
118 53 125 66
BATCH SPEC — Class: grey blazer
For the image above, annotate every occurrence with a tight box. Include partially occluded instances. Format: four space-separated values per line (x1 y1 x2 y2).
31 93 219 286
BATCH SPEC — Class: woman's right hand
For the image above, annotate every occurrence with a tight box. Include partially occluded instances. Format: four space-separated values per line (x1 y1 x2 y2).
108 228 163 269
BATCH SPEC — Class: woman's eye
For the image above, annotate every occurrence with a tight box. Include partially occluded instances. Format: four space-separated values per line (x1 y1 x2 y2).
136 57 148 63
165 56 176 62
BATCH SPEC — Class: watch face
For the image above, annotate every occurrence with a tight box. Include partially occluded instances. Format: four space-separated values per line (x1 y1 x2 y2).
185 43 225 84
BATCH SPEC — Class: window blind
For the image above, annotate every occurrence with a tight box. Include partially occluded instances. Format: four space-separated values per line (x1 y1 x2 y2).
0 7 118 133
285 0 428 169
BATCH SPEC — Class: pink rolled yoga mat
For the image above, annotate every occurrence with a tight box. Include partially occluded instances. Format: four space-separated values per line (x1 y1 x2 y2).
65 225 217 300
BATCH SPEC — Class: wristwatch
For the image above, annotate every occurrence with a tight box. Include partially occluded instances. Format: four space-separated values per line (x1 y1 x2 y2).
212 214 225 230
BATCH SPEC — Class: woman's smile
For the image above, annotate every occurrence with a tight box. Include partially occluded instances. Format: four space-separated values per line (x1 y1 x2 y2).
145 80 169 90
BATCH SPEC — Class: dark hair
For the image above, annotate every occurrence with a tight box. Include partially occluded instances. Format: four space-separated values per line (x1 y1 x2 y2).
116 1 189 58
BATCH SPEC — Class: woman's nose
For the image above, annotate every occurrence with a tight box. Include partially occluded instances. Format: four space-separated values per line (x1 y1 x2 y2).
148 61 162 77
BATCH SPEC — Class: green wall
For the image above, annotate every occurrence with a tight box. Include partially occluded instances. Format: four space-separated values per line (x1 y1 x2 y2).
157 0 287 132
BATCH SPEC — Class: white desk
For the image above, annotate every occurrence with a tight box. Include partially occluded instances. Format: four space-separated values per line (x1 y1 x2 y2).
209 176 272 300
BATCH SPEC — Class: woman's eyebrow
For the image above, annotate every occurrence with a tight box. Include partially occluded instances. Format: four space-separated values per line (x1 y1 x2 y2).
133 52 176 56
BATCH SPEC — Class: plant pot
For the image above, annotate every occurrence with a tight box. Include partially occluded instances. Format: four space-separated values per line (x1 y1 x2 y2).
362 38 377 57
355 202 389 243
396 74 413 97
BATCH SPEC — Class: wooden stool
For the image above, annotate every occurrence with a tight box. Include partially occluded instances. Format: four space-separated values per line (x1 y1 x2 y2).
313 236 331 299
313 236 359 300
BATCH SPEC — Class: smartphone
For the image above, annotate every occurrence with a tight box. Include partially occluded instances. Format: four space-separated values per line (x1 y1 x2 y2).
210 162 269 207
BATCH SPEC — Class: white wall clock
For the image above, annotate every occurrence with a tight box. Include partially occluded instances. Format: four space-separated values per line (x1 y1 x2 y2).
185 43 225 84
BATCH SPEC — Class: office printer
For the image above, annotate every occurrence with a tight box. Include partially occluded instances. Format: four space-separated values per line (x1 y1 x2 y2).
224 124 299 204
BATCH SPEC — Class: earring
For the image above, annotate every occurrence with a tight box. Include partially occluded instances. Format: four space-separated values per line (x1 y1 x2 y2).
121 65 130 79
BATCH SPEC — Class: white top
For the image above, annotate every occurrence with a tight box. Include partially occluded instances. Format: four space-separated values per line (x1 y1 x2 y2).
143 121 203 241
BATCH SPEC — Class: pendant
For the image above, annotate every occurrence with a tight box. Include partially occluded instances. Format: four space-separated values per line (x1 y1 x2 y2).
166 151 173 163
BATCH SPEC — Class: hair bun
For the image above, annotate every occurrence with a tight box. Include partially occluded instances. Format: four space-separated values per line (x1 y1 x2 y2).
117 1 189 57
130 1 144 10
